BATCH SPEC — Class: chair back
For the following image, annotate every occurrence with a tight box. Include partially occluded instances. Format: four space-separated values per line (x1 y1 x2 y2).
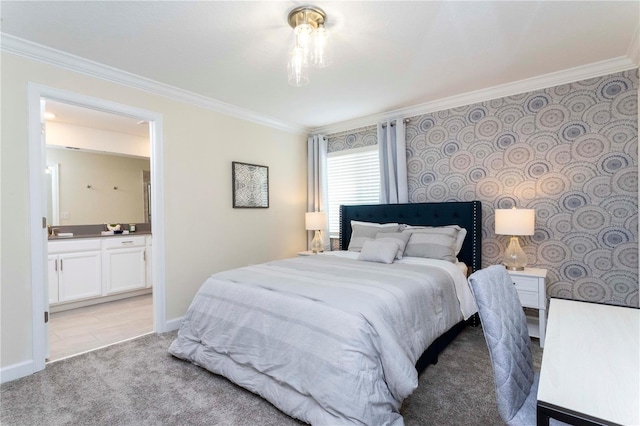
468 265 535 424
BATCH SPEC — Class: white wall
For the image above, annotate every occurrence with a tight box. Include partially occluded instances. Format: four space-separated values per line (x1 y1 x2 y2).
0 52 308 370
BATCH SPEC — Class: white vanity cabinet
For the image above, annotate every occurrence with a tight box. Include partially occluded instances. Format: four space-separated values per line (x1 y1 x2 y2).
47 255 59 304
48 239 102 304
48 234 151 311
103 236 147 294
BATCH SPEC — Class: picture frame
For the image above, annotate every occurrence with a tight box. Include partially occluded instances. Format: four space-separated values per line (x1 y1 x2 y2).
232 161 269 208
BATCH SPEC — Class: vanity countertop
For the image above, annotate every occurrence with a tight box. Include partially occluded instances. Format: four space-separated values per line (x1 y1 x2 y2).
48 231 151 241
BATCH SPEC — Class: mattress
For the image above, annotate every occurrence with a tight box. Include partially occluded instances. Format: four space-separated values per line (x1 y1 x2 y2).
169 253 476 425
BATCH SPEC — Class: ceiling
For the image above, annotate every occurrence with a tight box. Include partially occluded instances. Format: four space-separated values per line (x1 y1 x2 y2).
1 1 638 132
45 100 149 138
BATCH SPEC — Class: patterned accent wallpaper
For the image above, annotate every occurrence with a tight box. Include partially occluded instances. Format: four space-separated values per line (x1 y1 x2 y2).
328 126 377 153
328 69 639 307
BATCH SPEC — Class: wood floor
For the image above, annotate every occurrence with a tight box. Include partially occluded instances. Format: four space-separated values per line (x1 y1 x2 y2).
48 294 153 362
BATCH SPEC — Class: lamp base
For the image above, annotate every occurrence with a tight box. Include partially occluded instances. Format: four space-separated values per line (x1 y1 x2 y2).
311 230 324 254
503 265 525 271
502 236 528 271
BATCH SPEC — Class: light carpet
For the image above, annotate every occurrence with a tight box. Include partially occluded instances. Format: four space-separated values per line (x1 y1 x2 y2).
1 326 542 425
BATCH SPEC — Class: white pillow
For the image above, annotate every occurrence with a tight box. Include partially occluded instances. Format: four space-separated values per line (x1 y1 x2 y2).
404 224 467 255
375 232 411 260
357 240 398 264
348 221 401 252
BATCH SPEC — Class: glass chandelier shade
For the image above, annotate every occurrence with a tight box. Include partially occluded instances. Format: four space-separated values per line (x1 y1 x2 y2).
294 22 313 57
312 25 331 68
286 6 330 86
288 45 309 87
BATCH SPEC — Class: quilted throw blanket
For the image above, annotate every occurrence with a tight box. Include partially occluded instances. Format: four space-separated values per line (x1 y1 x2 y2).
169 254 471 425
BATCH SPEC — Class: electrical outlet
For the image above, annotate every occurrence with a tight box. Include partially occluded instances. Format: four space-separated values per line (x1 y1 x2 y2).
60 211 70 220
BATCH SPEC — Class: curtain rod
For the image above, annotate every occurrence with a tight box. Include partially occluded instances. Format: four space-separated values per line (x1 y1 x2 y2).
381 118 411 128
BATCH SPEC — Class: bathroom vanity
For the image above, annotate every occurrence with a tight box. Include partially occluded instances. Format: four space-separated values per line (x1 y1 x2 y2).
48 233 152 312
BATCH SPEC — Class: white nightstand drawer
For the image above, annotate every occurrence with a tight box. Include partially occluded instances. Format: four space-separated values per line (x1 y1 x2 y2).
507 267 547 347
517 290 539 308
511 275 539 293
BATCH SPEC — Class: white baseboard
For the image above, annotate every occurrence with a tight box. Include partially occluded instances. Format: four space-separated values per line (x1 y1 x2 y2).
2 317 183 384
164 316 184 332
0 360 36 384
50 288 152 313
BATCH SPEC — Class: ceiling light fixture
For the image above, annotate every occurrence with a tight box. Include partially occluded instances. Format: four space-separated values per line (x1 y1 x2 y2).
287 6 330 87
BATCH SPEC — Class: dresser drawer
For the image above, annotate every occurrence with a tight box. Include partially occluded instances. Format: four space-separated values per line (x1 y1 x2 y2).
511 275 539 293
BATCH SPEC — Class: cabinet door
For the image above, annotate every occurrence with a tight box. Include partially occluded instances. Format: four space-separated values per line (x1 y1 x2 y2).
105 247 146 294
47 255 59 304
145 237 152 288
58 251 102 302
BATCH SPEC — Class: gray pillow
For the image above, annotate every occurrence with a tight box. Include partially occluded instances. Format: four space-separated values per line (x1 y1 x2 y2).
348 221 401 252
357 240 398 264
375 232 411 260
402 227 458 262
404 224 467 255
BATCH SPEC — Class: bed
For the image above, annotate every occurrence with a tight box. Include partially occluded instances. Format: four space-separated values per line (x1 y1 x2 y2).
169 201 482 425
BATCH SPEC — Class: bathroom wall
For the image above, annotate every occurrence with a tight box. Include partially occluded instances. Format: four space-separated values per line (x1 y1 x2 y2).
47 147 150 225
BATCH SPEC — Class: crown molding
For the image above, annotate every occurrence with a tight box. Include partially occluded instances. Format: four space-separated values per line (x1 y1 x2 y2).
627 23 640 66
313 56 638 135
0 33 307 135
3 33 635 138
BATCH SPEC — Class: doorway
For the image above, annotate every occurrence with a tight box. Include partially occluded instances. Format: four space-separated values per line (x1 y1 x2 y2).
44 99 154 361
27 84 166 373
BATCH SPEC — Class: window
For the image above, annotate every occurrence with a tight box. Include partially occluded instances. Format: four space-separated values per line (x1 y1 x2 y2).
327 146 380 237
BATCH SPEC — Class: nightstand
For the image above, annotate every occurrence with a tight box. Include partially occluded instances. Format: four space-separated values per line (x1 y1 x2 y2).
507 268 547 347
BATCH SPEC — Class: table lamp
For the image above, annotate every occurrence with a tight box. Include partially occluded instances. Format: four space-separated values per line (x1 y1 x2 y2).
495 207 535 271
305 211 327 254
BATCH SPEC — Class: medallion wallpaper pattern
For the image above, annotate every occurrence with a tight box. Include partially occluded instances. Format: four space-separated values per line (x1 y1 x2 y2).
327 126 377 153
328 69 638 307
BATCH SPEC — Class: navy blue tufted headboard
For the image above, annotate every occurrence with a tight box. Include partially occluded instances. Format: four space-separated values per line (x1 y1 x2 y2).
339 201 482 272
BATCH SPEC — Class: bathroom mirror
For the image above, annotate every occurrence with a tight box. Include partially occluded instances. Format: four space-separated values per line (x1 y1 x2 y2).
45 100 151 226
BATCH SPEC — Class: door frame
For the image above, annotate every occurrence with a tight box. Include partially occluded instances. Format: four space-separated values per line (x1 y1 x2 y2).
27 83 167 373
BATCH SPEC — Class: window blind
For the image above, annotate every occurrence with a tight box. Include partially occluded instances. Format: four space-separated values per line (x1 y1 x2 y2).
327 146 380 236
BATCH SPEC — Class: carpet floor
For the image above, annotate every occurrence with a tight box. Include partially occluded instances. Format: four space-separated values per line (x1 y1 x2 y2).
1 326 542 425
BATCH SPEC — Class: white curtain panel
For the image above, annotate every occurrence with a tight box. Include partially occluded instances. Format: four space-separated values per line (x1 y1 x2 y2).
307 134 330 250
378 119 408 204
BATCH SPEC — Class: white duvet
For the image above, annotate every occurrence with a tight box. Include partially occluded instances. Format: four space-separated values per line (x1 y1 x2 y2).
169 253 476 425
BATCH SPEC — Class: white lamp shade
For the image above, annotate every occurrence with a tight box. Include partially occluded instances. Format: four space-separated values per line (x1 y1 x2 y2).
305 212 327 230
495 208 535 236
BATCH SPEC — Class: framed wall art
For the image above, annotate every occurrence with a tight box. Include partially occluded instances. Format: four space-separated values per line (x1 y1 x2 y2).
232 161 269 208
